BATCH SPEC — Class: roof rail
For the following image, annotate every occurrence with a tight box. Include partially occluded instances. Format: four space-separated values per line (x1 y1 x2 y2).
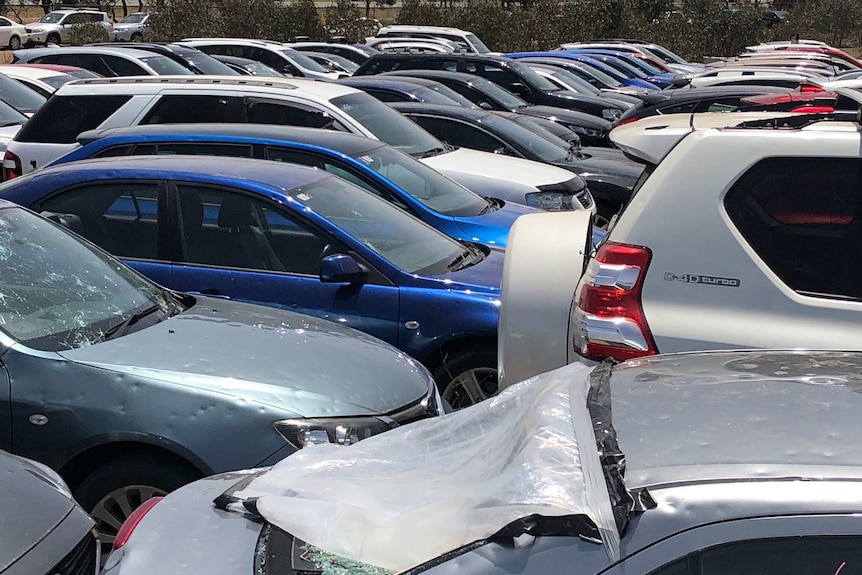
72 75 300 90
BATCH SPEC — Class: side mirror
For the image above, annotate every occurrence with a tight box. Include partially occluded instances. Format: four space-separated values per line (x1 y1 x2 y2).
509 82 530 97
320 253 366 283
478 101 494 110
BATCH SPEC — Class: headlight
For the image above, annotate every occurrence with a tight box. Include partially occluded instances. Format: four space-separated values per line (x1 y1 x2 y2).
525 190 575 211
273 416 397 449
570 125 604 138
602 108 621 120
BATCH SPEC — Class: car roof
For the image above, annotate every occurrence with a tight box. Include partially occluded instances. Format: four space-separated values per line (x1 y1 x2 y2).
608 350 862 488
76 123 384 156
381 69 499 89
365 52 507 63
53 75 358 99
339 76 436 91
16 46 159 59
388 101 490 120
27 154 330 191
378 25 471 34
0 64 67 79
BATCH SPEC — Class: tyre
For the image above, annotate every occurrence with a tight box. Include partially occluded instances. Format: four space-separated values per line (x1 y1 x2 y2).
46 32 61 46
130 32 143 42
8 35 19 50
432 346 497 410
73 452 200 557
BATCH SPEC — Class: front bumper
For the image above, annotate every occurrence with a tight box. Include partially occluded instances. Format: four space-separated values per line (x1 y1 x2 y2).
114 28 139 41
24 30 47 43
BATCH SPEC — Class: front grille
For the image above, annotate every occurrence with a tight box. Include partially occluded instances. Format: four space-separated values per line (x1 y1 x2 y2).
576 188 594 209
46 531 98 575
387 389 439 426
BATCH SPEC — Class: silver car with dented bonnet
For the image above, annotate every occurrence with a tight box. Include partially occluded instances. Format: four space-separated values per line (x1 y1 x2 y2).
104 349 862 574
0 199 439 559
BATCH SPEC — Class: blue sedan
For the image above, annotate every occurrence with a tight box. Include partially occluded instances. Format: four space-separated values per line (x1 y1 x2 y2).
52 124 536 248
0 155 502 408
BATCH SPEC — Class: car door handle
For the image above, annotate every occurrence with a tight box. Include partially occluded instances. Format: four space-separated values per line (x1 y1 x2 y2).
186 288 231 299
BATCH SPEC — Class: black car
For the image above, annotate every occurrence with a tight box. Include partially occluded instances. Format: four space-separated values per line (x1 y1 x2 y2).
615 83 791 125
337 76 478 107
87 42 239 75
512 56 648 98
354 53 627 121
290 42 378 64
381 69 612 146
389 102 643 219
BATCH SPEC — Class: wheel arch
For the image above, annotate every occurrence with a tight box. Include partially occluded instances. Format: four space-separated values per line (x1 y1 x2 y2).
420 334 498 377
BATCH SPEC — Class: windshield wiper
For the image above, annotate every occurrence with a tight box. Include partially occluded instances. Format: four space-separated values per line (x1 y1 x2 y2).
414 146 447 159
101 303 164 341
447 248 480 272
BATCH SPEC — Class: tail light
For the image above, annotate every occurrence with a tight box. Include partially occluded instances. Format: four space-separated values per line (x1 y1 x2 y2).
570 241 657 361
2 150 21 180
789 105 833 114
112 496 163 551
615 116 639 126
800 83 823 93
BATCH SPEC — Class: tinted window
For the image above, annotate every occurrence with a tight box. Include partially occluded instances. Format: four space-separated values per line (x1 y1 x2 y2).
407 115 507 153
0 72 47 115
138 55 195 75
365 89 408 103
153 143 254 158
15 95 131 144
725 157 862 299
100 55 148 76
38 182 161 260
243 97 348 130
141 95 241 124
652 536 862 575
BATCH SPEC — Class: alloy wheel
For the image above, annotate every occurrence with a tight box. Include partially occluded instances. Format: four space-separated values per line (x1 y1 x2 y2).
90 484 165 555
441 367 497 409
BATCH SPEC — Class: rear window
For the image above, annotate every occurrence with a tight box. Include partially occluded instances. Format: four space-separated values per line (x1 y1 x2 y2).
15 95 131 144
725 157 862 299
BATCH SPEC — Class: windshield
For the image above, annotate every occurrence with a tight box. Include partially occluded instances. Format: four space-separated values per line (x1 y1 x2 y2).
280 49 329 73
120 13 147 23
508 60 559 92
465 33 490 53
627 56 663 75
645 45 687 65
573 61 624 87
413 86 465 105
289 174 478 275
139 55 195 75
0 73 46 114
39 11 67 23
481 112 568 163
545 68 601 94
509 114 577 145
0 204 175 352
472 76 529 109
331 92 445 157
599 56 649 79
185 52 238 75
422 84 475 106
352 144 490 217
0 98 28 125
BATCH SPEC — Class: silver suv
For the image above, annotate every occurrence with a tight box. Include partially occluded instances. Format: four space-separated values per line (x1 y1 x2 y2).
499 92 862 385
25 9 114 46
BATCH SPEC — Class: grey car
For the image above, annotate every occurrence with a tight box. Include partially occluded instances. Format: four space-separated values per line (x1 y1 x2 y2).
0 450 98 574
0 199 439 558
112 12 150 42
103 350 862 574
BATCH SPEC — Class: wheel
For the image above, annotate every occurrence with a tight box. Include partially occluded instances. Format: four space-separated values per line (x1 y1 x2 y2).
8 35 19 50
432 346 498 410
45 32 60 46
130 32 143 42
73 453 200 558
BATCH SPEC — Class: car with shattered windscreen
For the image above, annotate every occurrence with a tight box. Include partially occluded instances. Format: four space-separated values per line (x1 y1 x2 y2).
102 349 862 574
0 197 440 560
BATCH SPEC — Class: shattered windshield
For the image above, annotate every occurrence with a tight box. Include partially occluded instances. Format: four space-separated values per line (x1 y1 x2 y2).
0 205 173 352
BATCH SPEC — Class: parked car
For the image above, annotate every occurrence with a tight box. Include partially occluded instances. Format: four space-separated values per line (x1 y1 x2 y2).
512 55 649 97
355 53 627 122
51 123 538 247
0 16 28 50
87 41 240 75
387 102 642 217
506 52 661 90
561 48 676 87
302 50 359 75
0 450 99 572
560 40 704 74
12 46 195 77
24 9 114 46
0 69 46 115
210 54 284 76
380 69 614 146
0 186 441 555
0 154 502 408
102 349 862 575
182 38 344 80
289 41 377 64
338 75 477 106
0 63 98 97
3 76 592 216
521 62 641 107
112 11 150 42
371 25 491 53
0 96 31 153
501 89 862 380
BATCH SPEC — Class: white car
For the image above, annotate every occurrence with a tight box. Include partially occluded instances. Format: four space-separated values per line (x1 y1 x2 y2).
499 97 862 385
0 16 28 50
24 9 114 45
181 38 343 80
3 76 594 212
113 11 150 42
371 25 492 54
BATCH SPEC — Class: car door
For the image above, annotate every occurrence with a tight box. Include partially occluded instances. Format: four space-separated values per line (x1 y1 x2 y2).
167 182 400 345
32 180 172 286
603 515 862 575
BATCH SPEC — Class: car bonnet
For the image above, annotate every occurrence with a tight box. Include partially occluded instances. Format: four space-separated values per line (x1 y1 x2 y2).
58 297 433 417
421 146 578 187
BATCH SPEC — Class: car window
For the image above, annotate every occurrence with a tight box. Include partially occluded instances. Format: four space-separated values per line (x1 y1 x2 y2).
725 157 862 299
15 95 132 144
138 55 195 75
0 18 9 27
141 95 242 124
0 204 170 352
100 55 148 77
175 185 335 275
364 88 407 103
264 147 391 199
651 536 862 575
37 182 162 260
407 115 507 153
243 97 348 130
151 142 254 158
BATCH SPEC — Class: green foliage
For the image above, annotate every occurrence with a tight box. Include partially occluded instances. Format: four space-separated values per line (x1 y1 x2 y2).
68 21 110 45
325 0 380 41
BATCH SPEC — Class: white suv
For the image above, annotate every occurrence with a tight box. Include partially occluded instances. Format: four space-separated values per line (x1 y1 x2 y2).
499 95 862 385
24 9 114 45
3 76 593 212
